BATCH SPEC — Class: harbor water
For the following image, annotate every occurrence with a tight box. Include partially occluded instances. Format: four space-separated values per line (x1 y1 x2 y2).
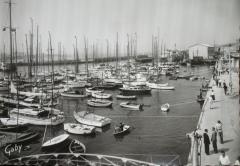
2 64 212 164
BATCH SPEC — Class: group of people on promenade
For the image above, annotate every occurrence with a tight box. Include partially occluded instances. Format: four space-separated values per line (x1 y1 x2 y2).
201 66 239 165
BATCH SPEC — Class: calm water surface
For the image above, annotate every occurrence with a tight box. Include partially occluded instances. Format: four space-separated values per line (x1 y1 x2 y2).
2 64 212 164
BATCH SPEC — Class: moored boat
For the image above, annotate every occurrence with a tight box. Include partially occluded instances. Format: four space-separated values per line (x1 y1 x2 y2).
9 108 65 126
119 85 151 95
42 134 70 151
91 92 112 99
73 111 111 127
64 123 95 135
120 102 143 110
161 103 170 112
86 87 104 95
69 139 86 153
116 94 136 100
87 99 112 107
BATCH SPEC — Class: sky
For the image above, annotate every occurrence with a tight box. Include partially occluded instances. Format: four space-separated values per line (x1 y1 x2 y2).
0 0 240 59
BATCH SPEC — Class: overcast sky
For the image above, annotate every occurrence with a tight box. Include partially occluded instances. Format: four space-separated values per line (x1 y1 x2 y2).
0 0 240 58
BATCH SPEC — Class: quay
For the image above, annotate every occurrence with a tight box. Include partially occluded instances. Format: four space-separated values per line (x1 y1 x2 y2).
187 59 240 165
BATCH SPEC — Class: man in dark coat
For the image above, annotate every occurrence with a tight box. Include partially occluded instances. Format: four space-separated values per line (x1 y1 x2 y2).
203 129 210 155
211 127 218 153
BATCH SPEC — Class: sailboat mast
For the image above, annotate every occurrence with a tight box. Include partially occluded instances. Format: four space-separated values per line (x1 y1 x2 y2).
116 32 119 75
7 0 13 79
84 36 89 77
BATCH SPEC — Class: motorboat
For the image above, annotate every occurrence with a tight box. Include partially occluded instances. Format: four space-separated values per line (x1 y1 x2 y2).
113 124 130 136
120 102 143 110
116 94 136 100
68 139 86 153
146 82 168 88
91 92 112 99
119 85 151 95
161 103 170 112
9 108 65 126
73 111 111 127
42 134 70 151
87 99 112 107
64 123 95 135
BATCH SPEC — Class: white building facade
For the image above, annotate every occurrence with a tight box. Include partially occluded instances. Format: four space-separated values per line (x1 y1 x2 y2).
188 43 215 60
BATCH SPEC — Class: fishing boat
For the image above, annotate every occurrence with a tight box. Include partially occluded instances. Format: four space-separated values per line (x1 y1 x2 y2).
42 134 70 151
86 87 104 95
91 92 112 99
68 139 86 153
9 108 65 126
113 124 130 136
116 94 136 100
161 103 170 112
73 111 111 127
61 90 88 98
120 102 143 110
64 123 95 135
87 99 112 107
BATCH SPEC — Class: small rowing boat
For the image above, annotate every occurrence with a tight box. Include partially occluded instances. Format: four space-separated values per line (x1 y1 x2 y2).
113 124 130 136
161 103 170 112
69 139 86 153
64 123 95 135
61 90 88 98
120 102 143 110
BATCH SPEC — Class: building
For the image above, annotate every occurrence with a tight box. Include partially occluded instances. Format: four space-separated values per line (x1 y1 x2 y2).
188 43 215 60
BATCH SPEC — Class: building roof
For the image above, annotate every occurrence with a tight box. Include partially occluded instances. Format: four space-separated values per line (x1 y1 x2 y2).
188 43 214 48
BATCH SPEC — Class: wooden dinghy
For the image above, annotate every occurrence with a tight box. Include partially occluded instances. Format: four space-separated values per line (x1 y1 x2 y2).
68 139 86 153
161 103 170 112
120 102 143 110
113 124 130 136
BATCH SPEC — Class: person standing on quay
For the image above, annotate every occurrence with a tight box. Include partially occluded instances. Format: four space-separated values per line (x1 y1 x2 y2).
216 120 224 144
211 127 218 153
203 129 210 155
223 81 228 95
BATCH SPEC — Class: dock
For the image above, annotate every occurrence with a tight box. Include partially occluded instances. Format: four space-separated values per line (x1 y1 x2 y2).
197 67 239 164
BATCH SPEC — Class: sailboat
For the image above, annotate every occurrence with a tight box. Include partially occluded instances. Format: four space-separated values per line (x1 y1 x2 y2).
119 35 151 95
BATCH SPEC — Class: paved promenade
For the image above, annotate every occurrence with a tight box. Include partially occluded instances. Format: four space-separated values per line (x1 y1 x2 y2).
198 71 240 165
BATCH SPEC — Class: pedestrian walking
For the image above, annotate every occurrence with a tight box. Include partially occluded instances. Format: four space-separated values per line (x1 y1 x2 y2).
219 79 222 87
216 120 224 144
219 151 231 166
216 78 219 87
209 95 213 109
223 81 228 95
203 129 210 155
211 127 218 153
210 89 215 101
